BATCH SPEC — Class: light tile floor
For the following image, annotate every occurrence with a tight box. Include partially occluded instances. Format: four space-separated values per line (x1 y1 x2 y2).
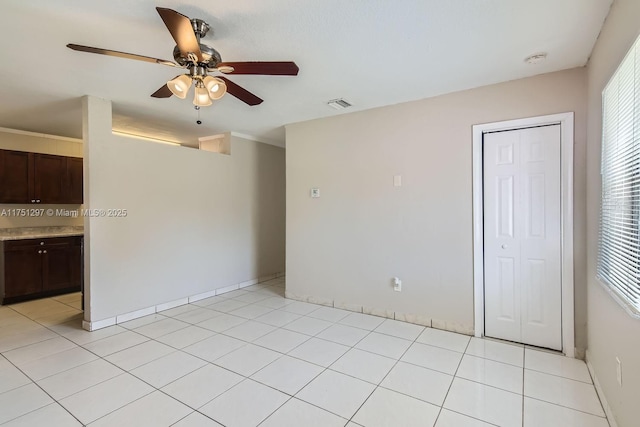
0 279 610 427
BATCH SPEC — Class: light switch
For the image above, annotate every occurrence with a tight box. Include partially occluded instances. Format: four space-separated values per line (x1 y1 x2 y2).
311 188 320 198
394 175 402 187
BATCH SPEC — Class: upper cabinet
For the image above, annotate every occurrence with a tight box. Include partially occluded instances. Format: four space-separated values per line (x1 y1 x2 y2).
0 149 83 204
66 157 83 204
0 150 30 203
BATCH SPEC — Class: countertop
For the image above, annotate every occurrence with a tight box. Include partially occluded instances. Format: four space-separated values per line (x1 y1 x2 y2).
0 226 84 241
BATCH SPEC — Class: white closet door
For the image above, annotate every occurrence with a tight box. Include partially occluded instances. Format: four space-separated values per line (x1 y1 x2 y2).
483 125 562 350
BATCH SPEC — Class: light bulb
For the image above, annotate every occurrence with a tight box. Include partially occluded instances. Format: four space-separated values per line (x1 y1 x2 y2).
203 76 227 100
167 75 192 99
194 85 212 107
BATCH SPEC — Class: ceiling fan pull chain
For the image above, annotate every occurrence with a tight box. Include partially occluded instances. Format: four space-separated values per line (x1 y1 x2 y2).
195 106 202 125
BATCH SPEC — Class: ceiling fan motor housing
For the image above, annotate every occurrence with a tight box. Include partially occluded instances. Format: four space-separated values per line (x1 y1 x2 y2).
171 18 219 67
173 44 221 67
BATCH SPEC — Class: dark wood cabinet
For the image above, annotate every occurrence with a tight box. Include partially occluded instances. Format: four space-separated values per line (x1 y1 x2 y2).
43 242 82 292
3 245 42 298
34 154 67 204
0 149 83 204
1 236 82 304
0 150 31 203
67 157 84 204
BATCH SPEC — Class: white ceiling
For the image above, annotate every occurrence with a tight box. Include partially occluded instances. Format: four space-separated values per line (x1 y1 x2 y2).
0 0 612 146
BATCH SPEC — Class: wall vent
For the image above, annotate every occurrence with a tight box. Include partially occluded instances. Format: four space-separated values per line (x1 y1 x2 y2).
327 98 353 110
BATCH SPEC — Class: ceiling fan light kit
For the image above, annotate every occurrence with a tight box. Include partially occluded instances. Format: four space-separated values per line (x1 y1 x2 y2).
194 83 213 107
67 7 299 110
204 76 226 100
167 74 192 99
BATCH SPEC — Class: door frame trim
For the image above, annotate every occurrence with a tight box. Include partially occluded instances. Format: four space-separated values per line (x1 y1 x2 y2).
472 112 575 357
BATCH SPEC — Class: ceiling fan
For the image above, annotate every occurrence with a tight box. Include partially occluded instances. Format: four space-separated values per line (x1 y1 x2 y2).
67 7 299 107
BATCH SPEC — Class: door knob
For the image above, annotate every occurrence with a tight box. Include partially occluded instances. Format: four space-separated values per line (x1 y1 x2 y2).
501 244 508 249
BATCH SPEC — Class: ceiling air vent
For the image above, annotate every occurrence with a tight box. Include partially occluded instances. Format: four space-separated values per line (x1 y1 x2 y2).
327 98 353 110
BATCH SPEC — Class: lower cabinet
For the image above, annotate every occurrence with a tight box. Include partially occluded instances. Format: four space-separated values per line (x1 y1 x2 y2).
1 236 82 304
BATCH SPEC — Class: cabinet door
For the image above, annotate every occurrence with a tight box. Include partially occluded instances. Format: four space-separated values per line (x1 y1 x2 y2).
0 150 32 203
66 157 83 204
4 246 42 297
33 154 66 204
42 241 82 292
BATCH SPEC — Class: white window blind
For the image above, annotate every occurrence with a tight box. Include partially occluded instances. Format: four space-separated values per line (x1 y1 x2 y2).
599 34 640 313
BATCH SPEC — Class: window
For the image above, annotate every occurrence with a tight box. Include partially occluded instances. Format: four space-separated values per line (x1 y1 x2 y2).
599 34 640 314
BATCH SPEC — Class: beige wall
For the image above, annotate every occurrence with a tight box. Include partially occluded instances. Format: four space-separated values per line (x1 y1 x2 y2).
0 129 83 228
286 68 588 348
83 97 285 322
586 0 640 426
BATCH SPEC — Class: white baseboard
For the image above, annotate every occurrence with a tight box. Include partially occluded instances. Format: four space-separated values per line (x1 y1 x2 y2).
156 297 189 312
82 317 115 331
188 289 217 303
214 283 239 295
238 279 259 289
116 306 155 324
83 272 285 331
282 292 473 335
586 350 618 427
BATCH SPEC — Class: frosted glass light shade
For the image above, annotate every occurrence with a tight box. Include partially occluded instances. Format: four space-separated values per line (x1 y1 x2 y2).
194 85 212 106
167 75 192 99
203 76 227 100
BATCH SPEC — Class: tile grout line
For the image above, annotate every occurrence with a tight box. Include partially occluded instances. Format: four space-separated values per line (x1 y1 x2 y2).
3 282 605 426
0 350 85 426
0 282 284 425
432 334 472 426
522 349 526 427
4 308 211 425
342 318 424 425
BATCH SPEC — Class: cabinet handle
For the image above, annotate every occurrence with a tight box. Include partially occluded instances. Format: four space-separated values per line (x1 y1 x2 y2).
38 250 42 254
36 199 41 203
43 250 47 254
40 242 44 246
31 200 35 203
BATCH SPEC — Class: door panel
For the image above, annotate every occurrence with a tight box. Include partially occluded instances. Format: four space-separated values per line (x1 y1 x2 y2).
484 125 562 350
66 157 83 204
33 154 66 203
525 174 546 238
525 259 545 324
497 257 517 321
42 240 82 292
519 126 562 349
497 176 515 238
4 247 42 297
0 150 32 203
484 131 521 343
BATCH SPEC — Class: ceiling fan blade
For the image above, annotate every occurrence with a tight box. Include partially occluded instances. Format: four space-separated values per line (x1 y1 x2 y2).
156 7 203 62
217 61 299 75
150 84 174 98
217 76 263 106
66 44 180 67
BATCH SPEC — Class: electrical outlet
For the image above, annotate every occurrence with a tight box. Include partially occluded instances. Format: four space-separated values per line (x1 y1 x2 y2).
616 357 622 387
393 277 402 292
310 188 320 198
